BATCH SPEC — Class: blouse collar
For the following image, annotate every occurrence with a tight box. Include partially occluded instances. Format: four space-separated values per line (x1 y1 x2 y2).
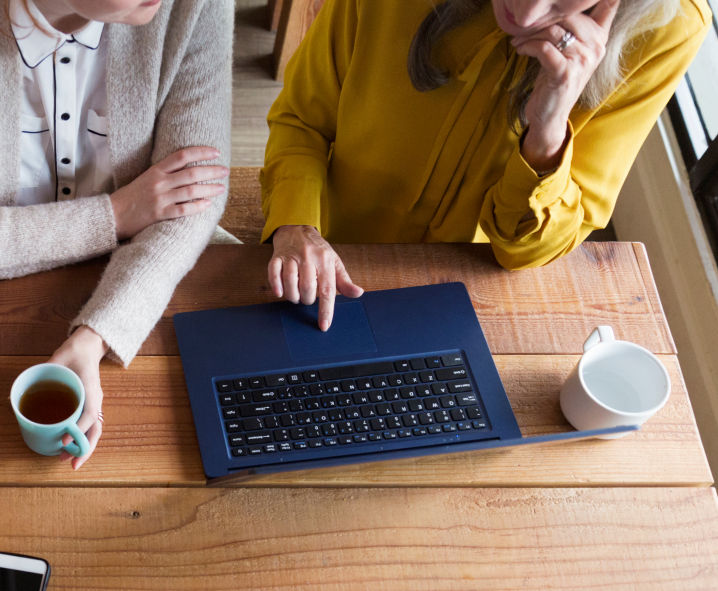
10 0 104 68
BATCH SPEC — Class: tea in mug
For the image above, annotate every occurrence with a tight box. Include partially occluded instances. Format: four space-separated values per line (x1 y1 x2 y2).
18 380 79 424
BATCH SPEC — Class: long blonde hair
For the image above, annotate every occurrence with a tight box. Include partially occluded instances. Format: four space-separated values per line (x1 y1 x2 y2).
408 0 681 126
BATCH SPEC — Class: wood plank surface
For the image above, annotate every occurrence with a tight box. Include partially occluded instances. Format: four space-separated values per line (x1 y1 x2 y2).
1 486 716 590
0 354 708 487
0 243 675 357
273 0 325 80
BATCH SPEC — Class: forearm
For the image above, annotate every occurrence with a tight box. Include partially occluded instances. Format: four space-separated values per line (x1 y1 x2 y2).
0 196 117 279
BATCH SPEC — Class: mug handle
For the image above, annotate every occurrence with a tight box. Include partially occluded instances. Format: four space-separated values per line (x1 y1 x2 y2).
583 325 615 352
61 422 91 458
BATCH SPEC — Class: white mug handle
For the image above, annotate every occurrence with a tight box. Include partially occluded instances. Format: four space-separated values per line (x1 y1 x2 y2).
583 325 615 352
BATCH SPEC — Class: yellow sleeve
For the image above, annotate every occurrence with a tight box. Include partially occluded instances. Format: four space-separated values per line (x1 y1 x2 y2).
260 0 358 242
479 0 711 269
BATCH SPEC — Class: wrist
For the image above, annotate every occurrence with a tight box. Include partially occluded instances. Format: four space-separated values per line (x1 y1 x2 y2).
521 123 569 175
273 224 318 242
68 326 109 362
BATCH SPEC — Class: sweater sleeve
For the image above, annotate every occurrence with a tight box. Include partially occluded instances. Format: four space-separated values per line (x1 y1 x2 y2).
0 195 117 279
479 0 711 269
260 0 358 242
70 0 233 366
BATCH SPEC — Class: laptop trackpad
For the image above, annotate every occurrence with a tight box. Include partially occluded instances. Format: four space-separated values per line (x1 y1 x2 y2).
281 300 378 362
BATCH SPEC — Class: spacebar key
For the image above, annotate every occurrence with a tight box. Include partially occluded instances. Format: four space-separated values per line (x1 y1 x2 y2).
319 362 395 380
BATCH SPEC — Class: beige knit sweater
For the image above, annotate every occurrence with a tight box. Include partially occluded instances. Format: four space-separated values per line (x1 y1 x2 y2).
0 0 233 366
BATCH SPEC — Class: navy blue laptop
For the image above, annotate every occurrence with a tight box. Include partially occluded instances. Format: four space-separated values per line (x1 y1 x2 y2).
174 282 633 482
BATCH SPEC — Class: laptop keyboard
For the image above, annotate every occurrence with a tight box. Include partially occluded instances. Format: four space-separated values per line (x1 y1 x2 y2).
214 351 490 464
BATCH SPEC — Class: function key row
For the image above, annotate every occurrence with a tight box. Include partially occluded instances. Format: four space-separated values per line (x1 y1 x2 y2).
215 354 465 393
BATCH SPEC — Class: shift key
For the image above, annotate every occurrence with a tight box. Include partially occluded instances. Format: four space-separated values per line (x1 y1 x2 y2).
240 403 274 417
457 393 479 406
447 380 473 393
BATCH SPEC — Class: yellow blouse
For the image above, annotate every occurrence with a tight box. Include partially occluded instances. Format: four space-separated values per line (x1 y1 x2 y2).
261 0 710 269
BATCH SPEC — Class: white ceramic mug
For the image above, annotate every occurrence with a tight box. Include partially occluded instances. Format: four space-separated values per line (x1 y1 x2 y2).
559 326 671 439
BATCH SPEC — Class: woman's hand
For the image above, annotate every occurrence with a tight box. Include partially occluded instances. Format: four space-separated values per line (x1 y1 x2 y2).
110 146 229 240
48 326 108 470
511 0 620 172
269 225 364 331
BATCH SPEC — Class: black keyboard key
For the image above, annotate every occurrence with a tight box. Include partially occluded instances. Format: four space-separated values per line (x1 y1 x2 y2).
242 418 263 431
372 376 389 388
370 418 386 430
386 416 402 429
228 434 245 446
457 393 479 406
322 423 338 436
338 421 354 434
306 425 322 438
447 380 472 393
245 431 273 445
425 398 441 411
236 392 251 404
402 414 419 427
329 409 343 421
240 403 273 417
264 416 280 429
466 407 483 419
295 412 312 425
435 367 467 381
274 429 290 442
408 399 424 412
219 394 235 406
225 421 241 433
288 399 304 412
442 423 457 432
383 431 397 439
431 383 448 395
340 380 357 392
353 434 369 443
399 387 416 399
457 421 472 430
279 442 293 452
216 380 232 393
273 401 289 413
352 392 369 405
309 384 324 396
441 354 464 366
413 427 428 436
425 356 441 368
293 385 309 397
337 394 353 406
265 374 287 386
249 377 264 388
287 373 302 384
232 378 248 390
403 373 419 385
231 447 247 457
392 401 409 414
320 396 337 408
303 370 319 382
472 420 488 429
252 390 276 402
419 371 435 383
398 429 412 438
339 436 353 445
290 427 306 439
387 374 404 386
410 358 426 370
222 407 239 419
368 433 382 441
384 389 400 401
394 360 410 372
418 412 434 425
354 420 370 432
345 407 361 420
325 382 341 394
360 405 376 418
309 439 324 448
450 408 467 421
434 410 451 423
368 390 385 403
313 411 330 423
356 378 373 390
428 425 443 434
294 441 308 450
264 444 278 453
304 399 321 410
280 414 296 427
375 403 392 416
248 446 263 455
439 396 457 408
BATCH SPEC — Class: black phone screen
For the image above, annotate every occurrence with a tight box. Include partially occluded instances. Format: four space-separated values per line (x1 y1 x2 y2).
0 566 45 591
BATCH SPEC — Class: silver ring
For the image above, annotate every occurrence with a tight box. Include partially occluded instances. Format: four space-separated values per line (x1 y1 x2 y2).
98 410 104 424
555 31 576 52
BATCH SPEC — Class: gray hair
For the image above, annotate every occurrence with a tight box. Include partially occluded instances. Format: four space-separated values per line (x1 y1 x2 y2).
408 0 681 126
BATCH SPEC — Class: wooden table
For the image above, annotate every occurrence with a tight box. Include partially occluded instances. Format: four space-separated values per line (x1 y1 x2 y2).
1 193 717 586
271 0 324 80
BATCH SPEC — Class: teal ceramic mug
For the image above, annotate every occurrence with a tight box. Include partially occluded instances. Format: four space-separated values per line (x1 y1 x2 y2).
10 363 90 457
